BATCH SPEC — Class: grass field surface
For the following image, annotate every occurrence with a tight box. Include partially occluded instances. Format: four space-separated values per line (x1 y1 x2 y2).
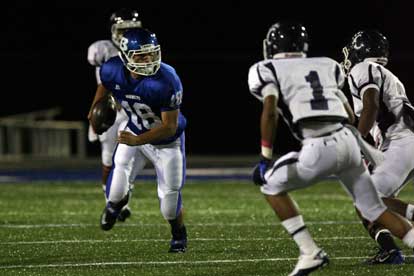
0 179 413 275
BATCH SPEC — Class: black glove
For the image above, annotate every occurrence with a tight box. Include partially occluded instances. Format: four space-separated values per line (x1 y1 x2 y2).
252 155 272 186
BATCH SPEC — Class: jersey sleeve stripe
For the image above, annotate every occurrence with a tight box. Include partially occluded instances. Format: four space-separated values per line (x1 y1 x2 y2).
368 64 374 83
335 64 340 85
251 81 273 98
256 65 266 85
352 64 378 97
264 62 281 91
349 74 361 99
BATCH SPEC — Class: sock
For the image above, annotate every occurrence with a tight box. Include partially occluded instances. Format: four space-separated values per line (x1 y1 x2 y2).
375 229 399 251
168 218 186 240
282 215 318 255
402 228 414 248
406 204 414 221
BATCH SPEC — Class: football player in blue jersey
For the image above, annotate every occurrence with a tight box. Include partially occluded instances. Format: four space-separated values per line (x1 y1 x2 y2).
88 28 188 253
87 9 143 223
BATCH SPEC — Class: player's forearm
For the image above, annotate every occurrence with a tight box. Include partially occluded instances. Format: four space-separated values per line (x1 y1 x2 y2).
131 125 177 146
260 110 277 158
358 108 377 137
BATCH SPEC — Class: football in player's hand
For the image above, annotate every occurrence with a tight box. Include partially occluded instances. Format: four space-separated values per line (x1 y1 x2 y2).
90 95 117 135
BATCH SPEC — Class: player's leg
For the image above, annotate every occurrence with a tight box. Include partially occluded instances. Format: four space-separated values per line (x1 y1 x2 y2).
262 142 336 276
339 164 414 264
382 197 414 221
146 134 187 253
100 141 136 230
355 136 414 263
354 206 403 264
99 129 114 197
371 136 414 217
114 112 135 222
117 148 148 222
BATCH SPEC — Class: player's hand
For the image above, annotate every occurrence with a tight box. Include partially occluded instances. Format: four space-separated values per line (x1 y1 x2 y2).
362 154 374 174
252 155 272 186
118 131 140 146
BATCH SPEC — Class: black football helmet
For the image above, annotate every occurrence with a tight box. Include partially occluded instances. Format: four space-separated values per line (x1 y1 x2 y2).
263 22 309 59
342 30 389 73
110 9 143 48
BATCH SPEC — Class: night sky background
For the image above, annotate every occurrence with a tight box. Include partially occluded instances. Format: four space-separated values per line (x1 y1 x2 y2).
2 1 413 156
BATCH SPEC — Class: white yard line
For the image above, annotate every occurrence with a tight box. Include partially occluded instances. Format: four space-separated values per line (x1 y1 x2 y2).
0 220 360 229
1 255 414 269
0 236 370 245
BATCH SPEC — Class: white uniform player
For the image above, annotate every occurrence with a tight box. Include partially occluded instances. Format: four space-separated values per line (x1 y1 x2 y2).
87 9 142 222
348 61 414 196
343 30 414 264
87 39 129 169
250 22 414 276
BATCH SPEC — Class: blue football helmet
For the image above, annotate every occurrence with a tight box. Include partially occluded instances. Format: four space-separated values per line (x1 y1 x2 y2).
342 30 389 73
110 9 142 48
118 28 161 76
263 21 309 59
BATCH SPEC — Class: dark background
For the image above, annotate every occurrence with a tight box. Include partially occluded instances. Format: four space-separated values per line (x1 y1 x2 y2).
2 1 413 156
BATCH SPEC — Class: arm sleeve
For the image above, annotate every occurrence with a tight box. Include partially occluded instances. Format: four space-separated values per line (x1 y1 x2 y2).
160 76 183 112
350 62 382 99
248 62 280 102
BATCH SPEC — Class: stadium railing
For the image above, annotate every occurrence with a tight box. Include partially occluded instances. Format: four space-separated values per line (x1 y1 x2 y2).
0 108 86 160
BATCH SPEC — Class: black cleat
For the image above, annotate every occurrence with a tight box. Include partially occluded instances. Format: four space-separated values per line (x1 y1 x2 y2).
100 207 117 231
168 238 187 253
364 248 404 265
117 206 131 222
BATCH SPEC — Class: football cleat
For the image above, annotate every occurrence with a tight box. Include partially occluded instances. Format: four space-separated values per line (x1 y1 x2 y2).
117 206 132 222
168 238 187 253
100 207 117 231
288 249 329 276
169 225 187 253
364 248 404 265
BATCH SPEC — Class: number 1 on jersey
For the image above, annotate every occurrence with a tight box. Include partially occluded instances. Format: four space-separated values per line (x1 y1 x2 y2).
305 71 328 110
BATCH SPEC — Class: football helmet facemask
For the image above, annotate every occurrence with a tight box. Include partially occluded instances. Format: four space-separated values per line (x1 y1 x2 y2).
342 30 389 73
110 9 142 48
118 28 161 76
263 21 309 59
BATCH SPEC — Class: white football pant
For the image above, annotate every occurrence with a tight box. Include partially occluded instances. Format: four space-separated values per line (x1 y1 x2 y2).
262 127 386 222
371 134 414 197
106 129 186 220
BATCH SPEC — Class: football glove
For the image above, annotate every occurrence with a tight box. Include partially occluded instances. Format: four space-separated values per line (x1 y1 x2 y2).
252 155 272 186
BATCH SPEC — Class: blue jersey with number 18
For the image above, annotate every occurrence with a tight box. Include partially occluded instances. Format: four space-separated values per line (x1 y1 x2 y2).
100 56 186 145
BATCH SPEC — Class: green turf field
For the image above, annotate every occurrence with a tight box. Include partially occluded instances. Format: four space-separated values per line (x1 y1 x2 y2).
0 179 413 275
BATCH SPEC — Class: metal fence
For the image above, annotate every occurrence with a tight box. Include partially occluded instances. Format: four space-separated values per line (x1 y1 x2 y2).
0 108 86 160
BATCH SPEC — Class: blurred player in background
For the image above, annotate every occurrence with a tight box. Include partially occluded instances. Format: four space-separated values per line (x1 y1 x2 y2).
87 9 142 222
342 30 414 264
249 21 414 275
88 28 188 253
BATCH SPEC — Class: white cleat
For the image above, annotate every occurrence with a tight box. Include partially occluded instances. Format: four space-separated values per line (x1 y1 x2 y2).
288 249 329 276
